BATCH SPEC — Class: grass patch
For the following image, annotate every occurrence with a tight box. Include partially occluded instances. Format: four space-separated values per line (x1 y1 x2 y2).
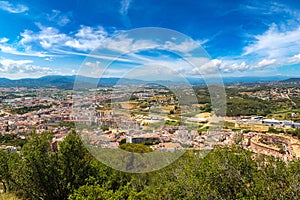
0 193 21 200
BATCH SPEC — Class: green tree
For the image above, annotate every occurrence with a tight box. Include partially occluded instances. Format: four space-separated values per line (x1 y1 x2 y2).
0 150 10 193
100 124 109 131
57 131 92 198
9 131 92 200
14 131 59 199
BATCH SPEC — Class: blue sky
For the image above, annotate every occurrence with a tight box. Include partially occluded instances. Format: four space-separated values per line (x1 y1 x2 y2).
0 0 300 79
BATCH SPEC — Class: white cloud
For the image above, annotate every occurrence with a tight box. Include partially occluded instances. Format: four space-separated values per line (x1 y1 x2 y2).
7 24 282 78
243 23 300 59
84 61 100 68
0 43 53 57
288 54 300 64
1 59 32 66
212 58 279 73
78 61 104 78
123 64 191 81
44 57 53 61
229 62 249 72
102 36 157 53
21 24 68 49
101 34 202 55
77 50 276 77
19 24 107 52
0 1 28 13
76 54 214 79
120 0 132 15
58 16 70 26
205 59 250 73
10 25 206 61
53 49 135 63
0 59 55 75
163 39 202 53
189 58 219 75
254 59 277 69
240 2 299 17
65 26 107 51
0 37 8 43
47 10 71 26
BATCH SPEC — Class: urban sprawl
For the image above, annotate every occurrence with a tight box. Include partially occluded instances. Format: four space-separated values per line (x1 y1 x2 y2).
1 83 300 161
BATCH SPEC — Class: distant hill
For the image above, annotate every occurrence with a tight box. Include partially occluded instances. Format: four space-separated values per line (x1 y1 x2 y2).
0 75 296 89
0 75 76 89
280 78 300 83
188 76 292 84
0 75 144 89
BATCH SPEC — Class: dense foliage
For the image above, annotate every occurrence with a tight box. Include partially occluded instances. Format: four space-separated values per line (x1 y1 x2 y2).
10 105 51 114
195 86 300 117
0 134 27 147
1 132 300 199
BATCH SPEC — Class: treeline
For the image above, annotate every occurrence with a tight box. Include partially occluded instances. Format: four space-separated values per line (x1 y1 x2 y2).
0 134 27 147
227 97 271 116
1 132 300 199
9 105 51 114
269 127 300 138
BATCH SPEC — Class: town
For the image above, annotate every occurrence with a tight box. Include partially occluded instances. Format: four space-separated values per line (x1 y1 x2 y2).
1 83 300 161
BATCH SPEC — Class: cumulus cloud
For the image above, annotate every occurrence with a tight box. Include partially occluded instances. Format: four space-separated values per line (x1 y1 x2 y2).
20 24 68 49
65 26 107 51
254 59 277 69
0 59 55 75
0 1 28 13
0 37 8 43
77 53 276 78
216 60 249 73
190 58 220 75
214 58 279 73
199 59 250 73
19 24 107 52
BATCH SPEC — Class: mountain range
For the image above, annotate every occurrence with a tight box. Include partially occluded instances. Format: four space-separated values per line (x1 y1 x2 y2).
0 75 298 89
